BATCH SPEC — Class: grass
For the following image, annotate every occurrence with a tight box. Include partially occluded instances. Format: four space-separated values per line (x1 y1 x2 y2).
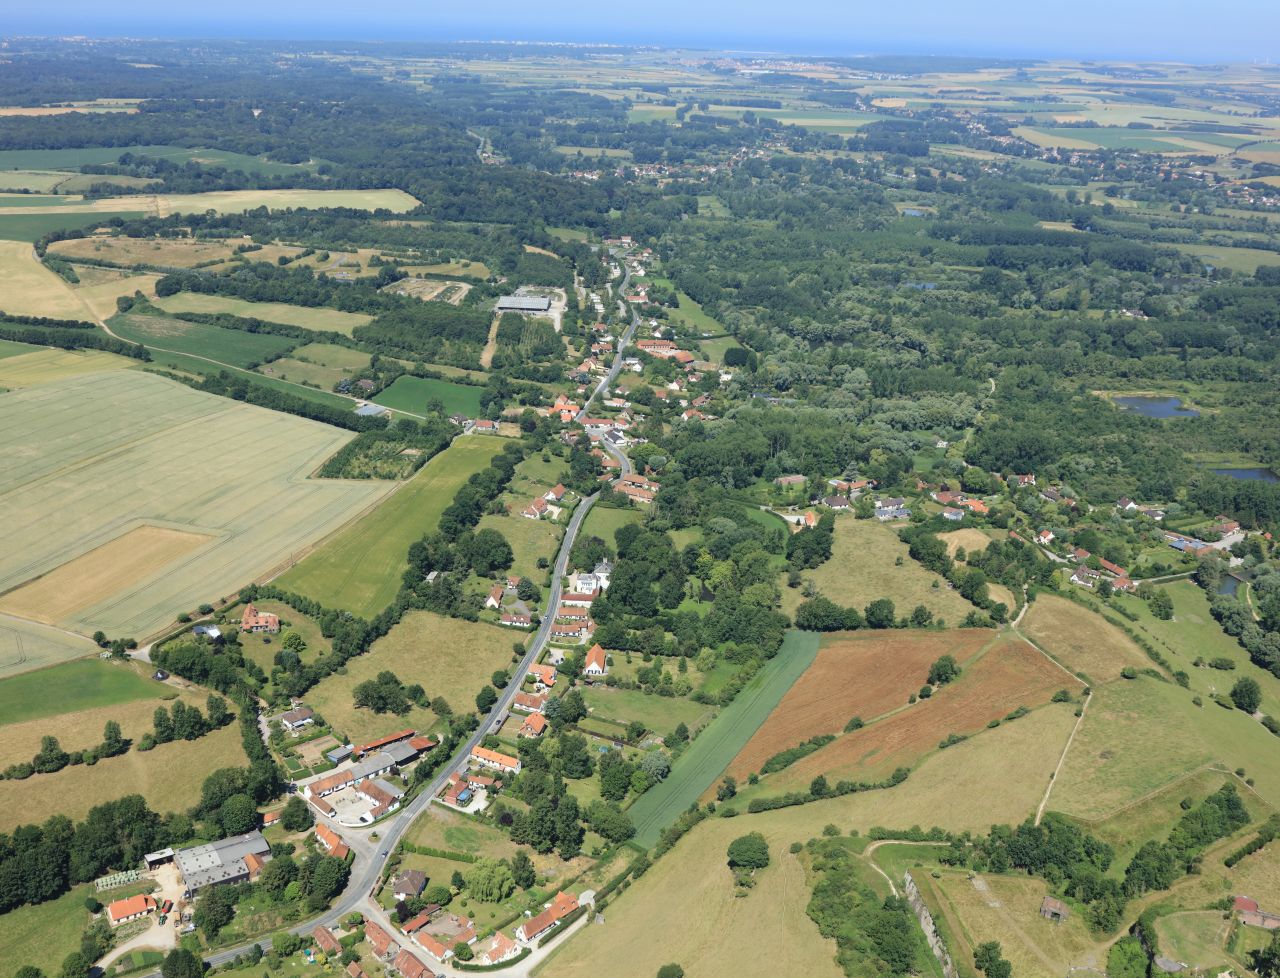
277 437 506 617
1019 594 1150 683
477 510 562 583
0 337 39 358
0 145 313 174
1156 911 1233 970
628 631 821 848
0 884 97 976
309 611 514 745
110 312 298 367
580 683 714 737
577 504 641 548
0 239 93 318
372 375 485 417
0 210 146 242
0 371 390 639
0 658 161 725
404 261 491 280
781 517 974 624
1172 243 1280 274
0 347 135 388
258 342 370 389
152 293 373 335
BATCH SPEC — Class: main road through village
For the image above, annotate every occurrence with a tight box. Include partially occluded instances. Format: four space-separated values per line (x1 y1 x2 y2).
148 255 644 978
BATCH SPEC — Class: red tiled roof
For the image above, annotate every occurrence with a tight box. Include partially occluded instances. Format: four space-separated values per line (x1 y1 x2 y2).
393 948 431 978
313 926 342 954
107 894 156 923
354 729 415 757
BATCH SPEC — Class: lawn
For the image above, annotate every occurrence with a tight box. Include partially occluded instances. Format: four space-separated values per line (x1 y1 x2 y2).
0 371 390 640
277 437 506 617
1155 911 1233 971
0 884 97 977
308 611 515 743
577 504 641 549
477 510 563 583
781 517 975 625
110 312 298 367
580 684 714 737
1019 594 1150 683
0 657 161 725
373 375 485 417
152 293 373 335
628 630 821 848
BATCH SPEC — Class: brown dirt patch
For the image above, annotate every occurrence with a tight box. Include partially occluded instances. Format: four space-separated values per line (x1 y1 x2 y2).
728 629 994 778
765 638 1082 789
0 525 212 626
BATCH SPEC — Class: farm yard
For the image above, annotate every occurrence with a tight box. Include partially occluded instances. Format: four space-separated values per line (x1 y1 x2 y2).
0 371 392 641
277 436 506 617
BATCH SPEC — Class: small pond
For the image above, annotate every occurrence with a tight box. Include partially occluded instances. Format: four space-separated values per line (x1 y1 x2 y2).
1113 395 1200 419
1211 467 1279 483
1217 576 1241 597
901 207 926 217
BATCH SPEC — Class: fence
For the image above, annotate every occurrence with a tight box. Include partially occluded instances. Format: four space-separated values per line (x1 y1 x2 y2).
903 871 959 978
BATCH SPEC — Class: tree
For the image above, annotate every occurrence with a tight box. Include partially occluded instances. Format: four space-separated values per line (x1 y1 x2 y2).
558 733 595 779
33 736 70 774
864 598 897 629
100 721 127 757
510 850 536 889
464 858 515 903
727 833 770 870
1148 589 1174 621
281 796 313 832
665 722 689 748
640 750 671 781
305 855 350 908
160 950 203 978
586 801 636 843
1252 929 1280 978
219 793 258 835
14 968 45 978
475 685 498 713
58 954 89 978
1231 677 1262 714
657 967 685 978
928 655 959 685
193 885 235 938
206 695 231 727
453 943 474 963
258 855 298 896
516 577 540 602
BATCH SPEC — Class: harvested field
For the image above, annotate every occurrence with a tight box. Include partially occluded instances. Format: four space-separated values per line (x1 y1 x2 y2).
0 347 134 388
728 629 995 779
0 239 92 318
0 371 391 640
0 525 212 625
939 528 998 557
308 611 514 744
73 272 161 320
1020 594 1149 682
49 235 240 268
781 517 974 624
762 638 1081 791
277 437 506 617
152 293 373 335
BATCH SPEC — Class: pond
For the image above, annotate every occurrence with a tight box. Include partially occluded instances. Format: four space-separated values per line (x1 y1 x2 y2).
1217 575 1240 597
901 207 926 217
1112 395 1200 419
1211 467 1279 483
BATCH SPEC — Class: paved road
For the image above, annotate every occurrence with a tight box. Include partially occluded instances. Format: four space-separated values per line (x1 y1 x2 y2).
577 249 639 477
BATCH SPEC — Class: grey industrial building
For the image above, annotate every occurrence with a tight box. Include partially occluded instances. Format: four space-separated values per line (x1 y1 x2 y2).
496 296 551 313
175 831 272 893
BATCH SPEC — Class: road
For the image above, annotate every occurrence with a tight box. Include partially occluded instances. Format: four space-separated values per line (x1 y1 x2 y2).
577 248 640 477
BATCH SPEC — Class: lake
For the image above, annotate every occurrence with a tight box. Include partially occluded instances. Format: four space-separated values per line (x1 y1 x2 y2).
1211 467 1279 483
1112 395 1199 419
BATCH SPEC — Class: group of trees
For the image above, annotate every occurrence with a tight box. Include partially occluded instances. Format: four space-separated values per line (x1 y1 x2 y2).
353 670 429 715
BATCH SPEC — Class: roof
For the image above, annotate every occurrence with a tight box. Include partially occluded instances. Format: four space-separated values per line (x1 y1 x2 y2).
316 824 348 858
107 894 156 922
1235 896 1260 913
478 932 519 965
280 706 313 725
497 295 552 312
394 869 428 894
409 735 437 752
308 769 356 796
471 745 520 770
354 729 416 757
1041 896 1069 915
528 663 557 683
520 713 548 736
393 948 431 978
174 831 270 891
365 921 397 955
313 926 342 954
585 644 607 672
513 691 547 712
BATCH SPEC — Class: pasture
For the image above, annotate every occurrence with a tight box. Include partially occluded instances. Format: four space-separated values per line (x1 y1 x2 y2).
0 347 134 389
50 235 243 268
728 630 995 779
781 517 975 624
308 611 514 743
628 631 820 848
259 342 371 389
372 375 485 416
0 239 92 318
1020 594 1150 682
0 884 101 978
0 371 391 640
477 509 562 583
277 437 507 617
0 658 158 724
110 312 298 366
152 292 373 335
578 505 642 548
0 210 146 242
939 528 999 557
580 683 715 737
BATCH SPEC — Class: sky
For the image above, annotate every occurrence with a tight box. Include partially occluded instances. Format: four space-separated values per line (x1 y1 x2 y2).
8 0 1280 63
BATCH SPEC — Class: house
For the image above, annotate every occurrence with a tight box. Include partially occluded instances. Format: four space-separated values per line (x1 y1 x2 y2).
584 643 609 678
192 624 222 640
448 414 470 427
512 691 548 714
522 497 550 520
1014 474 1037 488
615 482 655 505
500 613 532 628
470 745 522 775
620 472 660 493
313 926 343 955
822 495 850 510
593 560 614 588
545 484 568 503
240 602 280 634
932 490 965 505
1036 529 1055 545
1112 577 1137 593
1234 896 1280 930
680 408 704 422
1041 487 1063 504
315 824 349 860
1070 567 1101 589
802 511 819 528
279 706 314 732
107 894 157 926
1117 497 1139 512
942 507 965 522
440 776 473 808
875 498 910 521
516 891 580 943
505 575 521 590
774 474 807 487
391 948 432 978
561 589 600 608
551 621 594 641
473 420 498 434
1040 897 1070 923
261 810 281 828
485 584 504 610
392 870 427 901
960 499 989 515
347 963 365 978
357 778 403 819
528 663 557 688
520 713 548 738
243 852 266 881
474 932 521 966
1072 547 1091 563
365 921 400 960
556 604 590 622
1098 558 1128 578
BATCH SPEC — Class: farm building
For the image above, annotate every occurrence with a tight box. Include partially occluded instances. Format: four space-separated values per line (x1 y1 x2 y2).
174 831 271 892
315 824 350 859
470 745 521 775
107 894 157 926
1040 896 1069 923
496 296 552 313
516 891 580 944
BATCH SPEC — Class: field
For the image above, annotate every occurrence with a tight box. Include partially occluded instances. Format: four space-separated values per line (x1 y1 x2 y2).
728 630 996 778
781 517 975 624
0 144 315 174
939 528 998 557
0 615 98 680
73 272 162 321
152 293 373 335
277 437 506 617
49 235 240 268
258 342 371 389
1173 243 1280 274
577 505 641 548
308 611 514 743
0 188 420 218
110 312 299 366
0 371 391 642
1020 594 1150 682
0 347 135 388
403 260 491 279
0 658 161 725
580 683 715 736
0 884 100 977
1156 911 1233 971
372 375 485 416
0 239 94 318
477 509 562 583
628 631 820 848
760 638 1080 792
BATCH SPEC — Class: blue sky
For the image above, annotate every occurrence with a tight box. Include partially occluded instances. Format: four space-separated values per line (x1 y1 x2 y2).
11 0 1280 62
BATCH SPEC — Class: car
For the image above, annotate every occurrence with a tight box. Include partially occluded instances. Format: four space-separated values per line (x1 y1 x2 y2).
159 915 167 925
380 850 388 857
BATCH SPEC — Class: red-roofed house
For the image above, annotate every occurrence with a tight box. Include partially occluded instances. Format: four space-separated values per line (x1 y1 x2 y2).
584 644 608 678
544 484 567 502
313 926 342 955
365 921 399 960
522 497 549 520
528 663 557 688
391 948 432 978
107 894 157 926
500 613 532 628
560 589 599 608
240 603 280 634
485 584 504 609
315 824 349 860
519 713 548 738
516 891 580 943
470 746 521 775
475 932 521 966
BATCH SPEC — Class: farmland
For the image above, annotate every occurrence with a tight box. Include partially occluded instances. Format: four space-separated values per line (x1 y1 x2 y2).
258 342 371 390
728 629 996 778
0 239 93 318
372 374 485 416
0 188 420 218
277 437 506 617
1020 594 1150 682
307 611 514 743
151 293 373 335
49 235 242 268
781 517 976 623
628 630 820 848
110 312 299 366
580 683 715 737
0 347 134 388
0 885 102 978
0 658 160 724
0 371 391 641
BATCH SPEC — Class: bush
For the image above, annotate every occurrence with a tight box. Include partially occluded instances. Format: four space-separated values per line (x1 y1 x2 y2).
727 832 770 870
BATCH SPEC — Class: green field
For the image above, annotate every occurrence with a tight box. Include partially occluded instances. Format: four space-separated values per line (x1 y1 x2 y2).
0 145 315 175
258 342 371 389
578 504 642 547
0 884 98 977
0 658 161 724
372 374 485 416
111 312 298 366
628 630 821 847
0 337 40 358
0 371 390 640
0 210 146 242
277 437 507 617
1172 243 1280 274
146 348 358 412
152 292 373 335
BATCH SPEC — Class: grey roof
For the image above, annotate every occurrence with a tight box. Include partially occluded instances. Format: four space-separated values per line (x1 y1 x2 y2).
373 778 405 800
383 742 418 765
354 403 390 416
175 832 270 891
349 750 397 782
496 296 551 312
326 744 353 764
